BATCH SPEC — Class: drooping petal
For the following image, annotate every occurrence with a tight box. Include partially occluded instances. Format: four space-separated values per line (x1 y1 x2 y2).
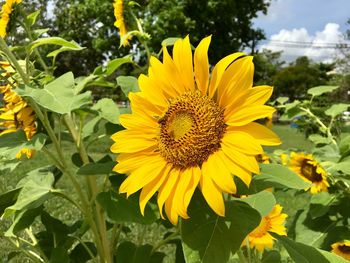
194 35 211 95
157 168 179 219
225 105 275 126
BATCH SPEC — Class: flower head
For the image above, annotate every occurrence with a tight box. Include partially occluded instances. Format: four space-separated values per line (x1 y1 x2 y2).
331 241 350 261
111 36 281 224
113 0 131 46
0 0 22 38
289 152 329 194
243 204 287 252
0 62 36 158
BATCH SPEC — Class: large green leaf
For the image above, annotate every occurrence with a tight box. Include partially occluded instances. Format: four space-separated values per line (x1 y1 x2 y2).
115 241 165 263
325 104 350 117
274 234 348 263
181 193 261 263
29 37 83 52
339 134 350 158
0 188 20 215
104 55 133 76
309 192 336 218
17 72 92 114
96 191 157 224
117 76 139 97
234 191 276 216
251 164 310 191
307 86 339 97
3 168 55 217
91 98 120 124
0 130 47 160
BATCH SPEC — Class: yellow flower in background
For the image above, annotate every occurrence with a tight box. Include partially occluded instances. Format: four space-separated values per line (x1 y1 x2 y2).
113 0 131 46
265 112 273 128
243 204 287 252
289 152 329 194
0 0 22 38
111 36 281 225
256 152 270 164
331 241 350 261
0 62 36 159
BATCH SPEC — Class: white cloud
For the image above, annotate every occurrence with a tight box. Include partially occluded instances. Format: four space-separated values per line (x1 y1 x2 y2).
260 23 348 62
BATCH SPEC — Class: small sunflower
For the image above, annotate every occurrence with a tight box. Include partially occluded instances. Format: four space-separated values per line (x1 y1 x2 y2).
113 0 131 46
289 152 329 194
256 152 270 164
0 0 22 38
0 63 36 158
331 241 350 261
243 204 287 252
111 36 281 224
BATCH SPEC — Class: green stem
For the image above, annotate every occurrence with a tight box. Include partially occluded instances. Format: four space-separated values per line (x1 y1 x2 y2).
63 114 112 263
237 249 248 263
52 189 85 213
151 230 180 254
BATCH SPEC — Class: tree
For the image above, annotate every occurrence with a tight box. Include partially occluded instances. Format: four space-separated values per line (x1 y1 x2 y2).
253 49 284 85
272 56 333 100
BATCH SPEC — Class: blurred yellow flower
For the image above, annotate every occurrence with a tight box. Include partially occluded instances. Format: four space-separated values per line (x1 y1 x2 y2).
256 152 270 164
111 36 280 225
289 152 329 194
0 0 22 38
331 241 350 261
243 204 287 252
113 0 131 46
0 62 36 158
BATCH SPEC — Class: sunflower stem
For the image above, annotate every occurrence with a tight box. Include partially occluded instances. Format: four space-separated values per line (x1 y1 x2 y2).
237 249 248 263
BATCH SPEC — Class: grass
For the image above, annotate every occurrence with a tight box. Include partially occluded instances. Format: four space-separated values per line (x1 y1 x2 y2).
0 124 315 261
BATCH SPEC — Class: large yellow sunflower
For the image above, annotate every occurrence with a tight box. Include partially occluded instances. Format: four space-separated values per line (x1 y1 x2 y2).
331 241 350 261
111 36 281 224
289 152 329 194
242 204 287 252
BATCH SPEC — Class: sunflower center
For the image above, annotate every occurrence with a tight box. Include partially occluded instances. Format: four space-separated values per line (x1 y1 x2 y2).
158 91 226 168
339 245 350 254
301 160 323 182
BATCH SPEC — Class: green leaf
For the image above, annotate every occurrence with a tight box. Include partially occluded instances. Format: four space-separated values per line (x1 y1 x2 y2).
308 134 331 145
96 191 157 224
70 242 97 263
235 191 276 216
325 104 350 117
276 97 289 105
339 134 350 158
104 55 133 76
309 192 336 218
307 86 339 97
0 188 20 215
251 164 310 190
115 242 155 263
91 98 120 124
5 206 43 237
3 169 54 217
161 37 181 47
117 76 139 97
29 37 83 52
0 130 47 160
47 45 85 59
334 161 350 174
181 193 261 263
82 116 101 139
17 72 92 114
77 161 115 175
25 10 40 26
261 250 281 263
274 234 348 263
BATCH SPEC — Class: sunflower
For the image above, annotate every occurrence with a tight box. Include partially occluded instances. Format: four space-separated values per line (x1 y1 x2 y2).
0 0 22 38
256 152 270 164
113 0 131 46
0 63 36 158
331 241 350 261
289 152 329 194
242 204 287 252
111 36 281 224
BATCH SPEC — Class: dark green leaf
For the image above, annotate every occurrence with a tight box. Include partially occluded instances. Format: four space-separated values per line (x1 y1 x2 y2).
96 191 157 224
309 192 336 218
262 250 281 263
77 161 115 175
115 241 153 263
50 247 70 263
70 242 97 263
0 188 20 215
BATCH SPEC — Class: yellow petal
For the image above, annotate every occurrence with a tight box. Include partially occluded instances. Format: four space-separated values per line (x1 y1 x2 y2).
173 36 195 91
200 164 225 216
241 86 273 107
194 35 211 95
113 152 158 174
139 164 171 215
164 181 179 225
119 113 158 131
128 92 164 116
157 168 179 219
208 52 245 98
220 151 252 186
183 166 201 213
119 156 167 196
202 151 236 193
138 74 169 109
218 56 254 107
233 122 281 146
222 129 263 155
225 105 275 126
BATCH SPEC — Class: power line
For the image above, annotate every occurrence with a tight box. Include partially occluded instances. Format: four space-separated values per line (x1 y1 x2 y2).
259 39 350 49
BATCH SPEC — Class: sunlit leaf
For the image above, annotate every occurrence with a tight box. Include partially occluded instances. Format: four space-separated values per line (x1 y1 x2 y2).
307 86 339 97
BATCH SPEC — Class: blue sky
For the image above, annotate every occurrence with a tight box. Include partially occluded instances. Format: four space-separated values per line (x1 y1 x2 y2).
253 0 350 61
